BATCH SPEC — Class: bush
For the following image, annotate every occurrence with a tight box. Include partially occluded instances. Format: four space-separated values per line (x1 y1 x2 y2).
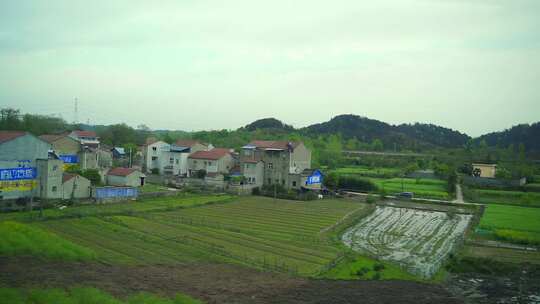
338 176 378 192
81 169 102 186
373 263 385 272
195 169 206 179
251 187 260 195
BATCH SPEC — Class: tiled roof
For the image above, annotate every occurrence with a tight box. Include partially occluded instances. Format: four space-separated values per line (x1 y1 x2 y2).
39 133 71 143
248 140 300 150
242 159 261 164
0 131 27 144
62 173 77 183
107 167 139 177
73 130 97 138
189 148 231 160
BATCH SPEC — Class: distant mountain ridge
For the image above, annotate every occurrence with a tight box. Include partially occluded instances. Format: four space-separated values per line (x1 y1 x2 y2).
476 122 540 152
246 115 471 150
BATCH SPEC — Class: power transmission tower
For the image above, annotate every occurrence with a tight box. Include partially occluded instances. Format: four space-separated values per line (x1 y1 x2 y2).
73 98 78 125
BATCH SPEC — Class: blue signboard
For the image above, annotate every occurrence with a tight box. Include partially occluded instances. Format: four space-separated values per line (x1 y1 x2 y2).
306 170 323 185
0 167 37 181
95 187 138 199
59 155 79 164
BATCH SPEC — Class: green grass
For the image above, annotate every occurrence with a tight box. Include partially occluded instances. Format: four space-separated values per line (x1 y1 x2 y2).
469 188 540 207
332 166 402 178
478 204 540 245
0 287 203 304
0 194 232 222
320 254 421 281
0 221 95 260
366 177 450 200
140 183 169 193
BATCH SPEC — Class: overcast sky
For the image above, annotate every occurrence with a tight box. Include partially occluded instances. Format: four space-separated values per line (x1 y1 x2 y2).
1 0 539 136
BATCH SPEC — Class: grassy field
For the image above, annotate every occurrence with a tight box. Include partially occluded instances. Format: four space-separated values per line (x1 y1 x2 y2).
0 221 95 260
0 194 232 222
477 204 540 245
367 177 450 200
139 183 170 193
332 166 402 178
467 188 540 207
32 196 370 276
0 287 203 304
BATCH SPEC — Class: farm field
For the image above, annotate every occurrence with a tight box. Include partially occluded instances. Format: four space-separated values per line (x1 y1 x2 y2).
367 177 450 200
467 188 540 207
343 206 472 278
332 166 402 178
0 286 203 304
35 196 367 276
0 194 231 222
477 204 540 245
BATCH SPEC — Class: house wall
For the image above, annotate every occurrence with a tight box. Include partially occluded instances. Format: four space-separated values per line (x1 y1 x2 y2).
143 141 169 174
78 150 99 170
0 134 50 201
241 162 264 186
188 154 233 176
473 165 497 178
107 172 143 187
62 175 91 199
290 143 311 174
36 159 63 199
261 150 292 187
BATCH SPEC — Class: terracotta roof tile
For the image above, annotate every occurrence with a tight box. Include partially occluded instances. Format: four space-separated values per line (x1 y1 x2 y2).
248 140 300 150
62 173 77 183
73 130 97 138
0 131 27 144
189 148 231 160
107 167 139 177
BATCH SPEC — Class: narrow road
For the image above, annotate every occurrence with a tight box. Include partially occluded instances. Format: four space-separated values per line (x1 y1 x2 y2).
453 184 464 204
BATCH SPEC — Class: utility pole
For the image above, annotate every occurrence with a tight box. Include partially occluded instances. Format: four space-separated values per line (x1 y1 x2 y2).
129 148 132 168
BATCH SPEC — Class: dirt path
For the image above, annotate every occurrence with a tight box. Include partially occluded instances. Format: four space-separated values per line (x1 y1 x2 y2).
0 257 462 304
453 184 464 204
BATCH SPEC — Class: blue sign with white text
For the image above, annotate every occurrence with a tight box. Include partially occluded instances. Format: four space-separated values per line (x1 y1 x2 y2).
59 155 79 164
0 167 37 181
95 187 138 199
306 170 323 185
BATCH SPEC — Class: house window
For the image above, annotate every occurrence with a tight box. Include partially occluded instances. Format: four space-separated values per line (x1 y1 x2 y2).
170 158 174 164
52 186 57 192
268 163 273 169
252 177 256 184
176 159 179 164
268 178 271 184
151 156 157 160
52 165 58 171
243 150 252 156
281 179 285 185
152 147 157 151
292 181 297 187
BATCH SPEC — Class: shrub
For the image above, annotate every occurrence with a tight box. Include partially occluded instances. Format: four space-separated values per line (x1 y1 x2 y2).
373 263 385 272
251 187 260 195
81 169 102 186
338 176 377 192
195 169 206 179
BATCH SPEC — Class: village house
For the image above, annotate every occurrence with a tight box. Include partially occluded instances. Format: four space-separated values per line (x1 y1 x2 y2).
239 140 314 190
39 132 106 171
187 148 234 177
111 147 126 159
106 167 146 187
69 130 100 148
61 173 91 200
142 139 211 176
0 131 50 201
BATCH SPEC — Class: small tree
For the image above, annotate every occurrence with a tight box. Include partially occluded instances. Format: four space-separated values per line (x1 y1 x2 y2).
81 169 102 186
323 172 340 190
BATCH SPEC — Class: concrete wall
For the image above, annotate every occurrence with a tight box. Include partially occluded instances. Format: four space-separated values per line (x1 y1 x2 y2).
62 175 91 199
143 141 169 173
